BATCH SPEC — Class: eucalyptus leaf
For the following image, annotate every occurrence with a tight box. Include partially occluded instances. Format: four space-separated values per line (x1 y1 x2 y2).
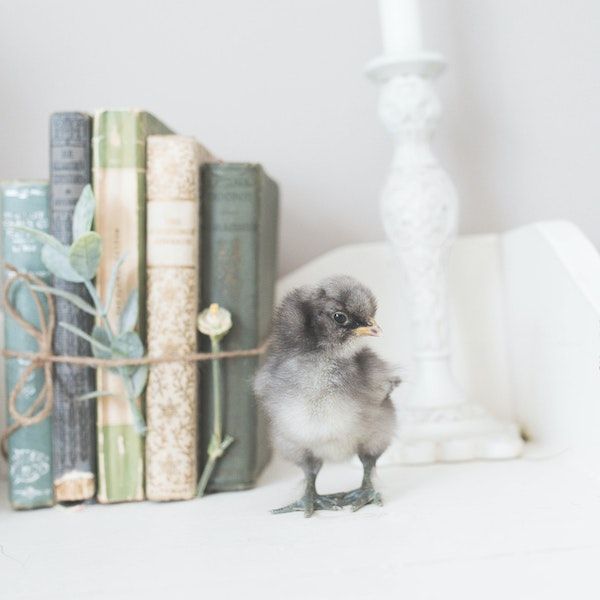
91 326 112 359
111 331 144 359
128 397 147 435
130 365 149 399
59 321 112 354
105 253 127 314
119 289 138 333
9 225 64 252
76 390 113 401
122 377 147 434
112 331 144 376
41 245 85 283
69 232 102 280
30 284 97 316
72 184 95 239
92 326 121 374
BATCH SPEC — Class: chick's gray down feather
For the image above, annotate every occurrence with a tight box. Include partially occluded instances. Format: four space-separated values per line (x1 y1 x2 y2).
254 275 398 468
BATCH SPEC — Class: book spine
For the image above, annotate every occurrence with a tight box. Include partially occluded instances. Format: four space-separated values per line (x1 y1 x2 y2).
256 170 280 472
145 136 208 501
49 112 96 502
1 181 54 509
200 164 278 491
92 110 171 503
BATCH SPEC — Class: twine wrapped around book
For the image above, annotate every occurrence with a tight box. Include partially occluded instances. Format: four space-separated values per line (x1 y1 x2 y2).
0 264 269 459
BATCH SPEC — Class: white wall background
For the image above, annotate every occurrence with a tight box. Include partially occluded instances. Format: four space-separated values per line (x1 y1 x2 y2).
1 0 599 275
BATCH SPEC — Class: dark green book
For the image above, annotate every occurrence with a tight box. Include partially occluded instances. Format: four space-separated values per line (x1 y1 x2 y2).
1 181 54 509
200 163 279 491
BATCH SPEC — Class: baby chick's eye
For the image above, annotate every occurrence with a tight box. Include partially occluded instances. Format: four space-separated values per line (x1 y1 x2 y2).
333 312 348 324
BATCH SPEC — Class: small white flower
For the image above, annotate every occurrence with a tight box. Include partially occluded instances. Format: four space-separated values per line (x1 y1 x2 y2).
197 303 232 338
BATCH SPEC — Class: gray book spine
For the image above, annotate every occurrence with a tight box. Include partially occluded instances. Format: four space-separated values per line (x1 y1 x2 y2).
49 112 96 502
200 163 279 491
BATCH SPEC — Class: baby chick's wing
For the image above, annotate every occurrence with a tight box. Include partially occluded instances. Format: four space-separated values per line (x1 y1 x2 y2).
344 346 398 458
349 346 399 405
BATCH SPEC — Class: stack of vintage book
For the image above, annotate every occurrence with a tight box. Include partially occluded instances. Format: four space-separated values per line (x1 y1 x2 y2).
0 110 279 509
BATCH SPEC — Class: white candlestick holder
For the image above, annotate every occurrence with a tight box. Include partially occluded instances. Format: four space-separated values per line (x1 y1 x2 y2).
368 28 523 464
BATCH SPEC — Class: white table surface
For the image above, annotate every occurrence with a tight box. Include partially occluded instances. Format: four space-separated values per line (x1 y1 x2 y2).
2 448 600 600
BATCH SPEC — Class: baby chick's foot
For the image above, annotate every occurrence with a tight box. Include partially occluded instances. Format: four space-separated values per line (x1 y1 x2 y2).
324 487 383 512
348 487 383 512
271 491 342 517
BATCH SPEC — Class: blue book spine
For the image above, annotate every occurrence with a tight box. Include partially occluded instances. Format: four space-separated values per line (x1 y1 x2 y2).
1 181 54 509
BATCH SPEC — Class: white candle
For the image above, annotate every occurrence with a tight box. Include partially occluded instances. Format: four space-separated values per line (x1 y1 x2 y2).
378 0 423 56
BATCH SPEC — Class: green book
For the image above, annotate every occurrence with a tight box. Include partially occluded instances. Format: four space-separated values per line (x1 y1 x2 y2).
1 181 54 509
200 163 279 492
92 110 172 503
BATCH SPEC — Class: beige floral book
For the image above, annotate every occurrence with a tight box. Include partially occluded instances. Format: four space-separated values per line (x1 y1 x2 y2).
145 135 214 501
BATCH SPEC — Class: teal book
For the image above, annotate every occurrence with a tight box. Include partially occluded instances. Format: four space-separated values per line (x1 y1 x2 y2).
1 181 54 509
200 163 279 492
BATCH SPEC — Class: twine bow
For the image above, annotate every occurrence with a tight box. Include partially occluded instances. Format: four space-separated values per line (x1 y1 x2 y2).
0 265 269 460
1 264 55 458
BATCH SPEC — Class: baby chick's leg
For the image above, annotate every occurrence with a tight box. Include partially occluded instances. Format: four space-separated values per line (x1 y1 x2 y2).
325 453 383 511
352 453 383 511
272 454 341 517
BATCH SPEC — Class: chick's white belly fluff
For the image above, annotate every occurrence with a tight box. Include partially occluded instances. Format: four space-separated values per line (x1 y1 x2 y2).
273 393 361 463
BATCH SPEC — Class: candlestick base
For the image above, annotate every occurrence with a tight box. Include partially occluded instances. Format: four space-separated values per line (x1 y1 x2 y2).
380 401 524 465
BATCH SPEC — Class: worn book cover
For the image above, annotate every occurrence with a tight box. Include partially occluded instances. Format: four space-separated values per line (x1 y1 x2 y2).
200 163 279 491
92 109 172 503
1 181 54 509
49 112 96 502
145 135 213 501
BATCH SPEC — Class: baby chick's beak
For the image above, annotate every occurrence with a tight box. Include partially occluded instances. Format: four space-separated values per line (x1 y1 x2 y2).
353 319 382 337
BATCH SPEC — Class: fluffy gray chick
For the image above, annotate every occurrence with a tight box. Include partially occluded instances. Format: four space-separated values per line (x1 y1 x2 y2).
254 275 399 517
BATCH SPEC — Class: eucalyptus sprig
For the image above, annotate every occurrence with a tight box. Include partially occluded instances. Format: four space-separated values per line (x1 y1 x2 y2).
11 185 148 434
